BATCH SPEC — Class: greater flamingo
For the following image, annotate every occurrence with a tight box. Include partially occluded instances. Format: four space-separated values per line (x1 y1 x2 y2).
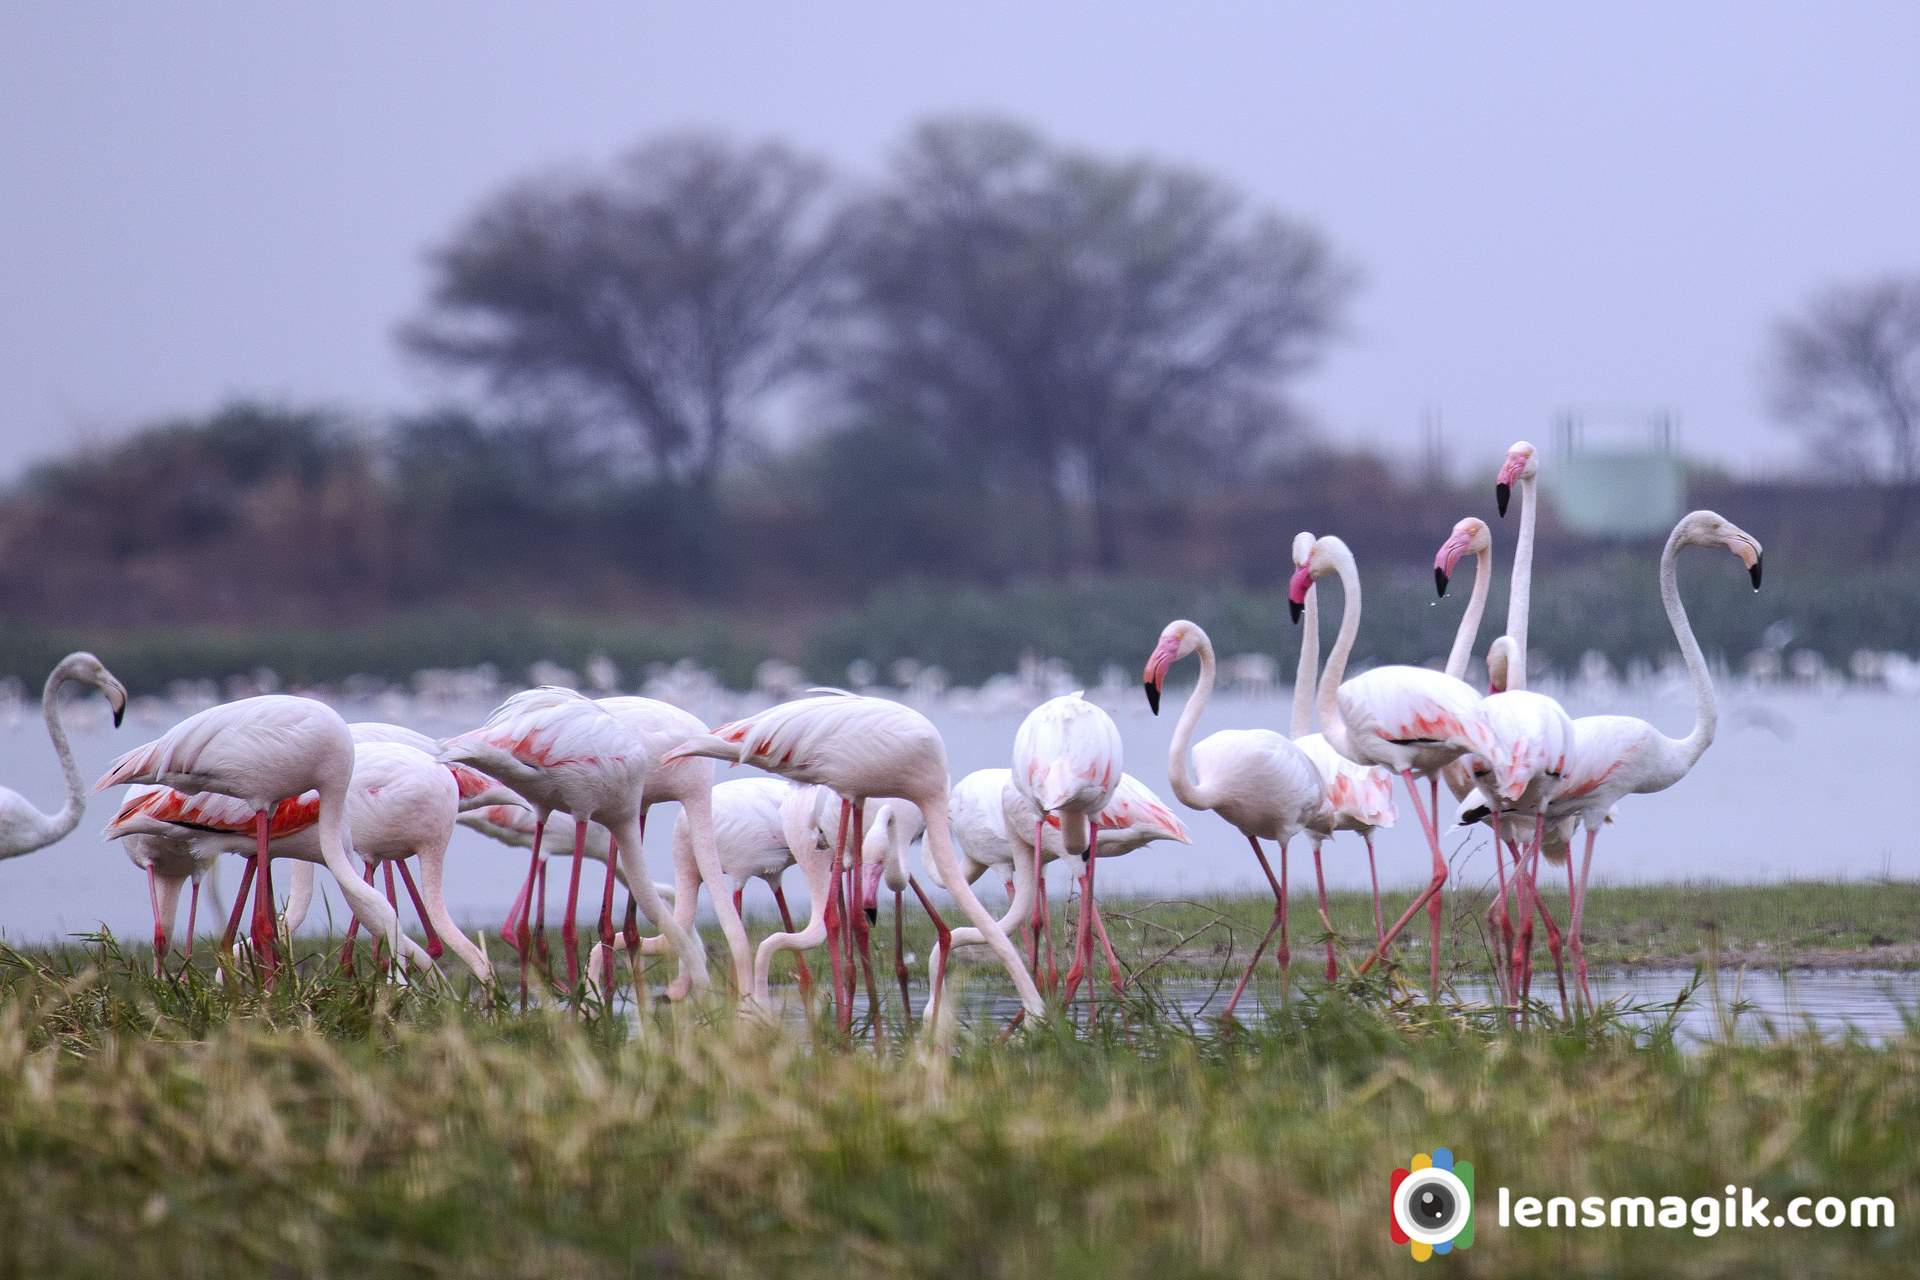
95 695 418 977
939 768 1189 991
109 786 214 975
1493 440 1541 689
439 688 708 1001
1010 692 1123 1004
662 691 1046 1031
108 743 488 979
1143 620 1327 1018
1290 530 1398 971
0 653 127 858
1535 510 1763 1010
1289 537 1501 994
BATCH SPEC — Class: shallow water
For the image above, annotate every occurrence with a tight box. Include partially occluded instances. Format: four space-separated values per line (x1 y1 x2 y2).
804 967 1920 1046
0 686 1913 947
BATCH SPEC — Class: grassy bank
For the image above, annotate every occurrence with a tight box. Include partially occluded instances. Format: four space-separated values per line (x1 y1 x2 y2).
0 938 1911 1279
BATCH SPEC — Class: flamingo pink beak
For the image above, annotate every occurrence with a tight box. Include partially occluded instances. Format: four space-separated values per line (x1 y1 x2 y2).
1142 638 1179 715
859 859 886 923
1287 565 1313 623
1433 531 1471 598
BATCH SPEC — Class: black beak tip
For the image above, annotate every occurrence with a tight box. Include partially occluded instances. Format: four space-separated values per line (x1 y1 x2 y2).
863 906 877 925
1495 483 1511 517
1434 567 1450 598
112 708 124 728
1749 559 1763 590
1143 680 1160 716
1288 600 1304 624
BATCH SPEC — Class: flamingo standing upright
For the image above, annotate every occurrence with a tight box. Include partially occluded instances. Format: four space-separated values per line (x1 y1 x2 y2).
1533 511 1763 1009
939 769 1189 990
1289 537 1502 994
1010 692 1122 1004
662 691 1046 1031
439 688 708 1002
0 653 127 858
1290 530 1398 971
94 695 416 977
1142 620 1327 1018
1493 440 1542 689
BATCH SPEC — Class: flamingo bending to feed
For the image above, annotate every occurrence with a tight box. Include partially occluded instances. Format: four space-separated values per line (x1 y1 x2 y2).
940 768 1189 990
0 653 127 858
662 691 1046 1031
1289 537 1503 994
107 742 488 980
1290 530 1398 969
111 786 215 974
1509 511 1763 1010
439 688 707 1002
95 695 416 977
1143 620 1327 1018
1011 692 1123 1004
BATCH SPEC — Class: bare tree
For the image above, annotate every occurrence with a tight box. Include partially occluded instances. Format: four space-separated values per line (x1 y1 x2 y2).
831 117 1355 574
401 133 840 586
1769 273 1920 558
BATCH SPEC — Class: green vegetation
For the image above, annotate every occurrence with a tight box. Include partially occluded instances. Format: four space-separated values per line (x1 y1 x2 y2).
0 932 1911 1278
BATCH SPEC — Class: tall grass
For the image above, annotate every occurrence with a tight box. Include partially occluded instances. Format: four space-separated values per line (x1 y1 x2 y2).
0 936 1911 1278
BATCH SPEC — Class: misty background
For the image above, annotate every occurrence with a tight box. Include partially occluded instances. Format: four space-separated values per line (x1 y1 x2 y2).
1 3 1917 691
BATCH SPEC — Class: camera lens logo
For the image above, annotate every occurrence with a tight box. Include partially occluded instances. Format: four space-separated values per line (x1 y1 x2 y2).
1390 1147 1474 1260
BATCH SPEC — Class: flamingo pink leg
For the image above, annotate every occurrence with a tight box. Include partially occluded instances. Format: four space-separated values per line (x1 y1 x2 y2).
1061 833 1101 1011
1088 895 1125 995
1568 827 1599 1011
825 799 852 1032
848 805 882 1039
1311 844 1338 983
218 857 256 953
147 866 168 978
533 857 550 967
772 883 813 1001
249 810 277 976
1365 834 1385 945
394 860 444 960
1222 836 1289 1021
506 819 546 1008
1487 836 1514 1005
560 818 589 988
1036 867 1060 995
1358 771 1448 995
1030 817 1047 976
377 860 400 973
184 877 200 962
341 858 377 972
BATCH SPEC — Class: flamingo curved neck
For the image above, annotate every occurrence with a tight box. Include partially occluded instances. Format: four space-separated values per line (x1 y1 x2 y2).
1505 473 1536 689
1313 543 1362 759
1167 633 1217 811
1660 523 1716 769
32 663 86 850
1445 541 1494 682
1291 584 1319 738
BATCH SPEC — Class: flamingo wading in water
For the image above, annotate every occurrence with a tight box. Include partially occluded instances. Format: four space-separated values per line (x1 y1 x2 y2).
1143 620 1327 1018
1289 537 1501 995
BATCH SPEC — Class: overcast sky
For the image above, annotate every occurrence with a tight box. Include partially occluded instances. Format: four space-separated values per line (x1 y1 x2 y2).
2 3 1915 481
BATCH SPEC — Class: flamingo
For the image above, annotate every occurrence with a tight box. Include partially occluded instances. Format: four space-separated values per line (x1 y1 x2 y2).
1290 530 1398 971
939 768 1190 990
595 696 754 999
1433 516 1576 1009
1142 620 1327 1018
1010 692 1122 1005
1288 537 1502 995
0 653 127 858
94 694 419 978
111 786 215 975
1531 510 1763 1010
114 742 492 981
1493 440 1541 689
662 690 1046 1031
438 688 708 1002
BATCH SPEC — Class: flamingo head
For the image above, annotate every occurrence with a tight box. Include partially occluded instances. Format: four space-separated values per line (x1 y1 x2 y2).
1470 741 1533 804
1433 517 1490 598
1485 636 1514 694
1289 534 1345 622
59 652 128 728
1495 440 1537 517
1142 620 1203 715
1675 509 1764 590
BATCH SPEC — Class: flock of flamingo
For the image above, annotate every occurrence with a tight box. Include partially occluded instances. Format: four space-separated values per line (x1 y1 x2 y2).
0 441 1763 1034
